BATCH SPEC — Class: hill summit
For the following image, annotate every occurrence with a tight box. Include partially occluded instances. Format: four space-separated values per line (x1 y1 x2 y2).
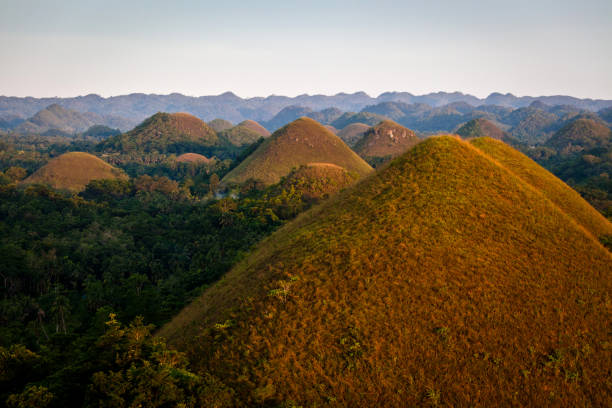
222 117 373 185
99 112 219 153
456 117 510 141
545 117 611 154
353 119 419 162
219 120 270 146
162 136 612 407
22 152 127 192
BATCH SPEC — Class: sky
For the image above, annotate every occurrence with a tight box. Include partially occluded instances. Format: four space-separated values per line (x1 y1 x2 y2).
0 0 611 99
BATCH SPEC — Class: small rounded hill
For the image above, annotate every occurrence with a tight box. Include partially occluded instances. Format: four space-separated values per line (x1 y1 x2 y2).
337 122 371 147
238 120 270 137
207 118 234 132
175 153 214 164
222 117 373 186
353 119 420 160
545 117 611 154
456 118 508 141
22 152 127 192
99 112 219 153
219 120 271 146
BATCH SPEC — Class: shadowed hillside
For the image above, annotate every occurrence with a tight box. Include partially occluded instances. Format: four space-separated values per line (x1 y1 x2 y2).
545 117 611 154
21 152 127 192
278 162 358 201
222 117 372 185
337 123 370 147
353 120 419 164
456 118 509 141
207 118 234 132
161 136 612 407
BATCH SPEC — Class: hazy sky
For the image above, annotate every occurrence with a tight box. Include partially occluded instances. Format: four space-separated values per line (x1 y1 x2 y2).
1 0 611 99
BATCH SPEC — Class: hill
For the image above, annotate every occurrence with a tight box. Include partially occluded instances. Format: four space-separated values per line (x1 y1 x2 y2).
222 117 373 185
14 104 101 134
337 123 370 146
80 124 121 139
545 117 611 154
263 106 314 131
456 118 509 141
353 120 419 162
21 152 127 192
237 120 270 137
278 162 358 201
207 118 233 132
331 111 388 129
161 136 612 406
99 112 220 153
506 107 559 144
175 153 214 164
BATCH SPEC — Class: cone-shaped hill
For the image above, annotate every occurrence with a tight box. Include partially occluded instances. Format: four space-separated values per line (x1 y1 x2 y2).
337 122 370 147
175 153 214 164
219 120 270 146
99 112 220 153
161 136 612 407
456 118 511 141
22 152 127 192
353 119 420 162
221 117 373 185
278 162 358 201
207 118 233 132
545 117 611 154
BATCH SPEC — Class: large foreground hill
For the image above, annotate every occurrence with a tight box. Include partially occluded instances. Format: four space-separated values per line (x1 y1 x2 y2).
161 136 612 407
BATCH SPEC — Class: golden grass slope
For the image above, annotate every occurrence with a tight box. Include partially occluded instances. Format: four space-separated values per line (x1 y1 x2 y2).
238 120 271 137
222 117 373 185
22 152 127 192
353 119 419 159
161 136 612 407
470 137 612 238
175 153 214 164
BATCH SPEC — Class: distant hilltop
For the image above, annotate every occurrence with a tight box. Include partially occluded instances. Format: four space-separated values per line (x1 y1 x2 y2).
1 91 611 127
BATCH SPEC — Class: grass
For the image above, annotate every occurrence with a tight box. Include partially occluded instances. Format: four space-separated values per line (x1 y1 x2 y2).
456 118 507 141
222 117 373 186
237 120 270 137
278 163 358 201
21 152 127 192
337 123 371 147
161 136 612 406
175 153 214 164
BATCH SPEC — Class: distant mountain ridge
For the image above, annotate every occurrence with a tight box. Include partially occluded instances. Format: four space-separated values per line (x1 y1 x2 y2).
1 91 610 127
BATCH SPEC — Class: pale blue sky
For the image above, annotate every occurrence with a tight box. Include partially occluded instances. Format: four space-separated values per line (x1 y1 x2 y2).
1 0 611 98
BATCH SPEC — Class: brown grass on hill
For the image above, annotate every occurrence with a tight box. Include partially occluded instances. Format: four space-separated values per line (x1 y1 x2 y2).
545 117 611 154
324 125 338 134
208 118 234 132
222 117 373 186
175 153 214 164
337 122 370 147
238 120 271 137
22 152 127 192
161 136 612 407
456 118 508 140
279 162 358 201
353 119 419 159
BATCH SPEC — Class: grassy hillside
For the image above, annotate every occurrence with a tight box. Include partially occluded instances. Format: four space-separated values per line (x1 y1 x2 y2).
222 117 373 185
456 118 508 140
337 123 370 147
353 120 419 163
161 136 611 406
99 112 220 154
238 120 270 137
545 117 611 154
470 137 612 238
331 111 388 129
21 152 127 192
278 162 358 201
208 118 234 132
219 120 270 146
175 153 214 164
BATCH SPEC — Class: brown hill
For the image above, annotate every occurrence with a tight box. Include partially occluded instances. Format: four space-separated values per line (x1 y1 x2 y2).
22 152 127 192
99 112 220 153
161 136 612 407
545 117 611 154
221 117 373 185
279 162 358 201
238 120 270 137
207 118 233 132
456 118 509 141
353 119 419 160
323 125 338 134
337 122 371 147
175 153 214 164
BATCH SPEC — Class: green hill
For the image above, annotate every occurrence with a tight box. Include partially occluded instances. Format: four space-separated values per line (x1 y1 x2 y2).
456 118 509 141
207 118 234 132
337 123 370 147
353 120 419 163
222 117 373 185
331 111 388 129
219 120 271 146
161 136 612 407
99 112 220 154
21 152 127 192
278 162 358 201
545 117 611 154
